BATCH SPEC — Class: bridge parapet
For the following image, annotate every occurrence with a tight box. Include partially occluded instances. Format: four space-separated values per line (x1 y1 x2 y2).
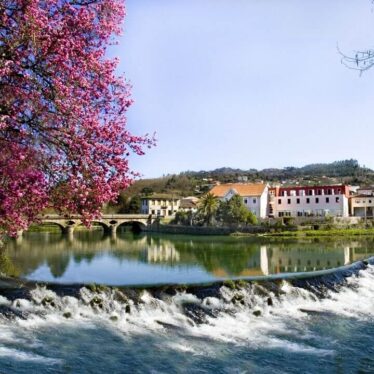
34 214 157 236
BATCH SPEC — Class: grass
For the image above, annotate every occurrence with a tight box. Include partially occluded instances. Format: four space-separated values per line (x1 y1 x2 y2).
27 224 61 232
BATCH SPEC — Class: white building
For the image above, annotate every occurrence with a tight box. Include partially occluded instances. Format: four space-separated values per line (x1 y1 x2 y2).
140 194 181 217
210 183 269 219
269 185 351 218
179 196 200 213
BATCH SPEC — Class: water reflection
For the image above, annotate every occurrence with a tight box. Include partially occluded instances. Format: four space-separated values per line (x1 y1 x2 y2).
2 231 374 285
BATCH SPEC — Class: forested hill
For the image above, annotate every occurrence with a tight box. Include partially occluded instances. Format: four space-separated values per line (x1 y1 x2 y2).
181 160 373 182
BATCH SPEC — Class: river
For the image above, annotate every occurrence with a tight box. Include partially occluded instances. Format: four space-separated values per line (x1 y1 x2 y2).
0 231 373 373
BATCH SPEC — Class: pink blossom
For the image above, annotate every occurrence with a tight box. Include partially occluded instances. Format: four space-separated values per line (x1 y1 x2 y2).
0 0 155 237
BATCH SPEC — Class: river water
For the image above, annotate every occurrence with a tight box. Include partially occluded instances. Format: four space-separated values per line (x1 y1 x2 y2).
0 232 373 373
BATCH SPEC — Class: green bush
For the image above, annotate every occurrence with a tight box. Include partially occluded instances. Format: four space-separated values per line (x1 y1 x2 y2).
283 217 294 227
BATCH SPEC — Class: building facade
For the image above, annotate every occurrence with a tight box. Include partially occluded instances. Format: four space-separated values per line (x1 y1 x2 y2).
140 194 181 217
210 183 269 218
269 185 350 218
350 195 374 218
179 196 200 213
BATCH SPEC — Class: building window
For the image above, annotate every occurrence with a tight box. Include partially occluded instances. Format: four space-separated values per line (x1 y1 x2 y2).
336 197 340 203
296 198 300 204
151 210 155 214
306 198 310 204
316 198 319 203
297 211 303 217
244 199 248 204
326 197 330 203
278 199 281 204
317 189 322 195
327 189 332 195
168 210 172 215
253 198 257 204
287 199 291 204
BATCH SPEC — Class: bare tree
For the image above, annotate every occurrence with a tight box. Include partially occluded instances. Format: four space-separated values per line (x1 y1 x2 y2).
339 1 374 74
340 48 374 74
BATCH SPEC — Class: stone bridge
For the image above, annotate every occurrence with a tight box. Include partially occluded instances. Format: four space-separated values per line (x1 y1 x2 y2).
38 214 156 236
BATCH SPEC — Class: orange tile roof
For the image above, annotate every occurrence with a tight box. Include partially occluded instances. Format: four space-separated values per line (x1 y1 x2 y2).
210 183 267 197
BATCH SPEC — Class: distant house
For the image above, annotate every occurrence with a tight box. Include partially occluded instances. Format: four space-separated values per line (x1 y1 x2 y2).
350 195 374 218
179 196 200 213
209 183 268 219
140 194 181 217
269 185 351 218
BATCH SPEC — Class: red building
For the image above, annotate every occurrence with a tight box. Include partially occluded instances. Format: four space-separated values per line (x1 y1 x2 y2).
269 185 351 218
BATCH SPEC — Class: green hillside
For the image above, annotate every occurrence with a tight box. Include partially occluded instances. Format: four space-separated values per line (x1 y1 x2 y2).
105 159 374 213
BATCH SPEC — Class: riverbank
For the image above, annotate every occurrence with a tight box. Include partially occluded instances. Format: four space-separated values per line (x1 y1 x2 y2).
21 221 374 239
146 222 374 238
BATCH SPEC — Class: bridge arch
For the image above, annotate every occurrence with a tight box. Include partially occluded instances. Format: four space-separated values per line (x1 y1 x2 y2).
117 220 147 233
90 221 111 233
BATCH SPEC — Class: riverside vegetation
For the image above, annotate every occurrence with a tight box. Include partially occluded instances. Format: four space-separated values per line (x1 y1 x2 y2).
172 193 258 228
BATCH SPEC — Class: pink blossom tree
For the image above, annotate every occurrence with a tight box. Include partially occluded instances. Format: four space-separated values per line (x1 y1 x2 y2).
0 0 154 237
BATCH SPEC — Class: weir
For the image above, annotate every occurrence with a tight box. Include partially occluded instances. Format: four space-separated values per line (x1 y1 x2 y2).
0 256 373 373
0 256 372 299
0 257 372 329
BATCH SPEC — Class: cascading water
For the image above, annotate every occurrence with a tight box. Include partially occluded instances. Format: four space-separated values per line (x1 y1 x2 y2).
0 259 374 373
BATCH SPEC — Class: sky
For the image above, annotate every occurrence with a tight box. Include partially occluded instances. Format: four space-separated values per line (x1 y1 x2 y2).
112 0 374 178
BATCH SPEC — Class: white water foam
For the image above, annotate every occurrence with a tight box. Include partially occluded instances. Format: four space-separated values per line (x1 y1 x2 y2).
0 264 373 360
